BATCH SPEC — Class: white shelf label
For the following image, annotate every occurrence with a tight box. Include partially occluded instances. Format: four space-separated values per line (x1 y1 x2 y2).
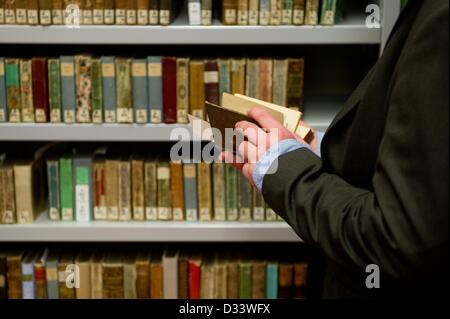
249 10 258 25
133 207 144 220
22 108 35 123
239 208 251 221
158 207 171 220
200 208 211 221
49 207 60 220
82 10 93 25
4 9 16 24
253 207 265 221
188 3 201 25
9 109 21 123
159 10 170 25
201 10 211 25
94 206 107 220
214 208 226 221
108 207 119 220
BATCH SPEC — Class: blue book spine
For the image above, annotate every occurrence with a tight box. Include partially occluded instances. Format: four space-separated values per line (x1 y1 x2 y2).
46 259 59 299
60 56 77 123
183 163 198 221
132 58 149 123
0 58 7 122
101 56 117 123
147 56 163 123
22 259 35 299
266 263 278 299
260 0 271 24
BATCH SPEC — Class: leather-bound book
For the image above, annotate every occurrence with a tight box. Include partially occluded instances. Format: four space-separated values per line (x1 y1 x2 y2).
162 56 177 123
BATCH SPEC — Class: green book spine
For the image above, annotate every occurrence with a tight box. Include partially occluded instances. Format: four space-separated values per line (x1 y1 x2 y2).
213 163 226 221
47 159 61 221
320 0 336 25
5 58 21 122
239 263 252 299
225 165 238 221
116 58 132 123
59 156 74 221
157 161 171 220
91 58 103 123
218 59 231 105
282 0 293 24
48 59 62 123
144 160 158 220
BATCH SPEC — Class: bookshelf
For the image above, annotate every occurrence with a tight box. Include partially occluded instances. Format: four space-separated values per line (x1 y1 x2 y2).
0 0 401 243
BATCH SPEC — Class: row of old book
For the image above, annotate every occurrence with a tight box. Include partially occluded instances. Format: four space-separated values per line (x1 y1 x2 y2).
0 0 178 25
0 55 305 124
0 144 283 224
0 248 309 299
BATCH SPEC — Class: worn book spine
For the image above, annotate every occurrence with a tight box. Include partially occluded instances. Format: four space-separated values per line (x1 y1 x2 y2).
239 262 252 298
183 162 198 222
213 163 226 221
14 162 34 224
231 58 245 95
51 0 63 24
21 255 35 299
248 0 258 25
238 170 252 221
132 58 149 123
91 58 103 123
225 165 238 221
214 262 228 299
47 159 60 220
189 60 205 119
5 58 21 122
115 58 133 123
135 254 150 298
221 0 236 25
118 159 132 221
125 0 136 24
266 262 278 298
48 58 62 122
279 263 294 298
162 56 176 123
252 189 265 221
237 0 248 25
136 0 148 24
197 162 212 221
131 158 145 220
4 0 16 24
92 0 104 24
320 0 336 25
252 261 266 298
218 59 230 105
82 0 93 24
32 58 49 122
73 155 93 222
101 56 116 123
204 59 219 105
269 0 281 25
0 254 5 298
178 255 189 299
19 59 34 122
148 0 158 24
157 161 172 220
103 0 114 24
34 254 48 299
0 167 6 224
45 255 59 299
60 156 74 221
259 0 269 25
15 0 26 24
0 0 5 24
90 252 103 299
294 262 308 298
200 257 214 299
170 161 184 221
272 59 288 106
286 58 305 111
147 56 163 123
304 0 318 25
60 56 76 123
93 157 107 220
27 0 39 24
2 165 16 224
176 57 189 123
163 251 178 299
115 0 126 24
144 159 158 220
201 0 211 25
7 253 23 299
75 55 92 123
75 257 91 299
259 58 272 102
123 257 136 299
150 259 163 298
102 261 124 298
188 0 201 25
0 58 7 122
245 58 258 98
227 260 239 298
292 0 305 24
158 0 171 25
282 0 293 24
38 0 52 24
188 257 201 299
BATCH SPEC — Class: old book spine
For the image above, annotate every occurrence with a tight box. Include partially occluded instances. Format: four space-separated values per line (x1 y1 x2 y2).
304 0 318 25
294 262 308 298
21 255 35 299
116 58 133 123
75 55 92 123
188 0 201 25
213 163 226 221
183 162 198 222
135 256 150 298
118 159 131 221
102 264 124 298
200 258 214 299
34 263 47 299
200 0 211 25
0 58 7 122
266 262 278 298
58 259 75 299
157 161 172 220
0 0 5 24
92 0 103 24
5 58 21 122
132 58 149 123
238 170 252 221
158 0 171 25
93 158 107 220
51 0 63 24
39 0 52 25
7 254 22 299
27 0 39 24
103 0 113 24
162 56 176 123
0 167 6 224
147 56 163 123
148 0 158 25
136 0 148 24
131 158 145 221
204 59 219 105
222 0 236 25
239 262 252 298
286 58 305 111
73 156 93 222
259 58 272 102
20 59 34 123
32 57 49 122
48 59 62 122
123 258 136 299
3 165 16 224
252 261 266 298
82 0 93 24
60 56 76 123
292 0 305 24
279 263 294 298
270 0 281 25
90 58 103 123
214 263 227 299
225 165 238 221
170 160 184 221
237 0 248 25
59 156 74 220
252 188 265 221
115 0 126 24
231 58 246 95
218 59 230 105
227 261 239 298
75 259 91 299
259 0 269 25
47 159 60 220
101 56 116 123
320 0 336 25
150 261 163 298
45 256 59 299
0 254 5 298
14 163 34 224
245 58 258 98
4 0 16 24
197 162 212 221
272 59 287 106
188 257 201 299
282 0 293 24
15 0 27 24
189 60 205 119
144 160 158 220
126 0 136 24
178 257 188 299
176 57 189 123
90 253 103 299
248 0 258 25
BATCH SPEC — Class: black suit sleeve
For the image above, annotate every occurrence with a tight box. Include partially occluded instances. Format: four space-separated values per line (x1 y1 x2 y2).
262 1 449 282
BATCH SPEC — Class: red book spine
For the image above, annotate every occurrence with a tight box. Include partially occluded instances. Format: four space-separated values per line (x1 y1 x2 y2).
204 60 219 105
31 58 49 122
188 261 201 299
162 56 177 123
94 165 104 208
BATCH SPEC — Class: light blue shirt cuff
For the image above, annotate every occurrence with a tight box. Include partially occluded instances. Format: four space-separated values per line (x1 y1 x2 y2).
316 130 325 157
252 139 311 191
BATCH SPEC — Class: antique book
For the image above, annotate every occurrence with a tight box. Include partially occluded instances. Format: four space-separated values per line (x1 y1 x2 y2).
147 56 163 123
286 57 305 111
188 0 200 25
188 253 201 299
162 249 178 299
170 160 184 221
75 55 92 123
189 59 205 119
159 0 172 25
31 57 49 122
252 188 265 221
6 251 24 299
4 0 16 24
59 154 74 221
45 250 59 299
75 251 91 299
200 0 211 25
135 252 150 298
73 152 93 222
259 0 270 25
0 252 5 298
292 0 304 24
118 156 132 221
200 255 215 299
20 59 34 122
60 56 76 123
125 0 136 24
5 58 21 122
22 251 37 299
204 59 219 105
197 162 212 221
226 254 239 298
83 0 93 24
91 58 103 123
0 57 7 122
101 56 116 123
183 162 198 222
132 58 148 123
34 249 49 299
162 56 176 123
214 255 227 298
148 0 158 25
115 58 133 123
47 158 60 220
266 261 278 298
51 0 63 25
221 0 236 25
248 0 258 25
178 251 189 299
237 0 248 25
230 58 245 95
239 261 252 298
115 0 126 24
136 0 148 24
92 0 104 24
157 160 172 220
259 58 273 102
213 162 226 221
272 59 288 106
225 165 238 221
278 262 294 298
245 58 259 99
103 0 114 24
48 58 62 122
218 59 231 104
320 0 335 25
123 253 137 299
15 0 27 24
90 251 103 299
176 57 189 123
252 259 266 298
282 0 293 24
150 251 163 298
270 0 281 25
0 161 16 224
102 253 124 299
238 170 252 221
93 153 107 220
304 0 318 25
144 157 158 220
131 155 145 221
58 253 75 299
294 262 308 298
0 0 5 24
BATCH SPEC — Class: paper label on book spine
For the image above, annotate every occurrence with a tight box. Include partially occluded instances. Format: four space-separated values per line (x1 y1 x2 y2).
83 10 93 24
158 207 170 220
93 9 103 24
61 62 74 76
51 109 61 123
186 208 197 221
116 9 126 24
147 63 162 77
2 210 14 224
102 62 115 76
52 10 63 24
36 109 47 122
177 109 187 123
192 109 203 119
0 9 4 24
18 210 30 224
227 208 238 221
126 10 136 24
16 9 27 24
214 208 226 221
188 3 201 25
204 71 218 84
159 10 169 24
108 207 119 220
104 9 114 24
249 10 258 25
9 109 21 122
0 110 5 122
119 207 131 220
22 109 34 122
225 9 236 24
201 10 211 25
157 167 169 179
239 208 251 221
76 108 90 123
254 207 265 221
282 9 292 24
293 10 304 24
92 110 102 123
259 10 269 25
323 10 334 25
137 10 148 25
173 208 183 221
307 11 318 25
237 11 248 25
27 10 39 24
105 110 116 123
145 207 158 220
271 11 281 25
184 165 195 177
117 108 132 123
40 10 52 25
200 208 211 221
265 208 277 221
150 109 161 123
46 268 57 281
5 9 16 24
0 62 3 75
133 207 144 220
64 110 75 123
132 63 146 76
149 10 158 24
49 207 60 220
94 206 107 220
76 184 90 222
136 109 147 123
62 208 73 220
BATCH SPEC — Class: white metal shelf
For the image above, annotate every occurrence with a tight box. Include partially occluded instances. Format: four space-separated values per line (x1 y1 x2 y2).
0 213 301 242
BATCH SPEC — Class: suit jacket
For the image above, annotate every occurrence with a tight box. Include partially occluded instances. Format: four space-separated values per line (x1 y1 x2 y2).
262 0 449 298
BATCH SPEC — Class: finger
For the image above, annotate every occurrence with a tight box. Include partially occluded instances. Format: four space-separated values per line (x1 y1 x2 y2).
220 150 245 170
242 163 256 187
235 121 267 145
248 107 285 132
238 141 259 164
